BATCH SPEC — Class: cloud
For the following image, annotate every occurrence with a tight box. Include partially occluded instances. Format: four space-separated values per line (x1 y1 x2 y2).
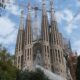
63 9 75 34
0 15 18 54
55 9 73 22
55 9 80 34
65 13 80 34
76 0 80 7
0 16 16 36
55 11 64 23
66 24 78 34
63 9 73 22
5 0 21 16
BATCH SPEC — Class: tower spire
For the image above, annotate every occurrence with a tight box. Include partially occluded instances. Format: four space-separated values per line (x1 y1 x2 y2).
24 2 32 44
68 40 72 53
15 10 24 69
34 4 39 40
41 0 51 70
23 2 33 70
50 0 66 76
27 2 31 20
19 9 24 30
42 0 46 15
50 0 56 22
41 0 49 41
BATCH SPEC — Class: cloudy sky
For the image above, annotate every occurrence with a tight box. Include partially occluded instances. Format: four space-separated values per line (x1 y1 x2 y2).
0 0 80 55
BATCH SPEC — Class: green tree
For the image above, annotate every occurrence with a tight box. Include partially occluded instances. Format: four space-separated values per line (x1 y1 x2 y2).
76 56 80 80
0 45 49 80
0 45 17 80
16 69 49 80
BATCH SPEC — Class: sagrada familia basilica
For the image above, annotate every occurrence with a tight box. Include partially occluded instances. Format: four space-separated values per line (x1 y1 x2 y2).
15 0 77 80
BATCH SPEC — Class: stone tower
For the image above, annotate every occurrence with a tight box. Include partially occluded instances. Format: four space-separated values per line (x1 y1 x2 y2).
15 10 24 69
15 0 67 79
41 0 51 70
23 3 33 70
50 0 66 77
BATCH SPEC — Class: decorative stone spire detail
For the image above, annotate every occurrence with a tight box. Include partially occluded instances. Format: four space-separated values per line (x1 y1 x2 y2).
33 5 39 40
41 0 49 42
24 2 32 45
41 0 51 70
50 0 58 32
27 3 31 21
68 40 72 53
19 10 24 30
15 10 24 69
23 2 33 70
16 10 24 53
50 0 56 22
50 0 66 77
42 0 47 16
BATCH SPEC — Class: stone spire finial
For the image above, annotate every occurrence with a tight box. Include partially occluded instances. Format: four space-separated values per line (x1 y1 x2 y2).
42 0 47 15
24 1 32 45
27 2 31 20
41 0 49 42
19 9 24 30
68 40 72 52
34 4 39 40
27 2 31 12
50 0 56 21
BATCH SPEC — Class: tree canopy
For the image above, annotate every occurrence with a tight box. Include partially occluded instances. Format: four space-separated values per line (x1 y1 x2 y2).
76 56 80 80
0 45 49 80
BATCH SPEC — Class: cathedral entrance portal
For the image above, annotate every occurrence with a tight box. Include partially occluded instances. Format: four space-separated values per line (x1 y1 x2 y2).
33 43 44 68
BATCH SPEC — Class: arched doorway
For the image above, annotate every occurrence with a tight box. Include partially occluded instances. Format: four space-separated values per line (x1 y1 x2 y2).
33 43 44 68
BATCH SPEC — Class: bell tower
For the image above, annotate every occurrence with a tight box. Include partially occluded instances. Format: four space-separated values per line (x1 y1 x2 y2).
23 2 33 70
50 0 66 77
41 0 51 70
15 10 24 69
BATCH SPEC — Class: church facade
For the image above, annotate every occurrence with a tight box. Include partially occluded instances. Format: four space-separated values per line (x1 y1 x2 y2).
15 0 69 79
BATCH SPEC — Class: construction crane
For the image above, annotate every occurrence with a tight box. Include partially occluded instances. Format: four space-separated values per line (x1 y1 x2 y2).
0 0 6 16
0 0 6 8
1 0 79 38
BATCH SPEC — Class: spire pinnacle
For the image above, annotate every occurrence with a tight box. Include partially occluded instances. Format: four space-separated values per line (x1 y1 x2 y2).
19 9 24 30
27 2 31 20
50 0 56 21
34 4 39 40
68 40 72 52
27 2 31 13
42 0 46 15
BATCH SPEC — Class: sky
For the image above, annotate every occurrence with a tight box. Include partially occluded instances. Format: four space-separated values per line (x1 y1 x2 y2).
0 0 80 55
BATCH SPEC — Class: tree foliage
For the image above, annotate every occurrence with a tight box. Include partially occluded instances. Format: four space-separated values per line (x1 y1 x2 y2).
76 56 80 80
0 61 17 80
16 69 49 80
0 45 49 80
0 45 17 80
